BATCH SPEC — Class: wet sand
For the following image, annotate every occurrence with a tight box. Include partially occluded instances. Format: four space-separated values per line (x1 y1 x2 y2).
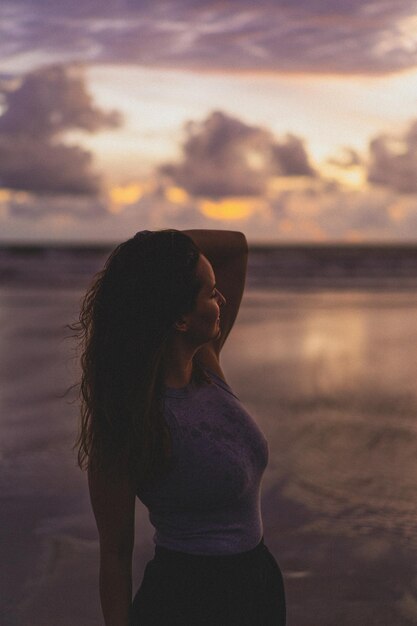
1 286 417 625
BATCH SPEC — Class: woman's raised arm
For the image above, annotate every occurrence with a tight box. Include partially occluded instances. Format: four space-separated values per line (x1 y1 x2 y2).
182 229 249 355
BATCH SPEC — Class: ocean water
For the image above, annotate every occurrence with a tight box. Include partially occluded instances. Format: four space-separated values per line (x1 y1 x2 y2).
1 245 417 625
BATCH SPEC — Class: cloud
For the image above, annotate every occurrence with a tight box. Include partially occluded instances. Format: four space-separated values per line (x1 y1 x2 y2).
265 184 417 241
316 189 393 237
3 169 417 243
159 110 315 199
0 65 122 195
6 191 107 220
327 147 363 168
271 134 316 177
367 118 417 194
0 138 101 195
0 65 120 138
2 0 417 76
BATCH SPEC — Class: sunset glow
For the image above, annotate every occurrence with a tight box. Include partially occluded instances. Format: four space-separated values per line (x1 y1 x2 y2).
0 1 416 243
109 183 145 207
199 198 261 221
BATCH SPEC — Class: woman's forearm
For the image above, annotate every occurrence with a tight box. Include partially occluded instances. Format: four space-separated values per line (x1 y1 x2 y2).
99 553 132 626
181 230 248 265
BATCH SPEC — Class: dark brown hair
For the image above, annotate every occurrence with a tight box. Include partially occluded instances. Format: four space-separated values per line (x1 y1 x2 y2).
69 229 210 487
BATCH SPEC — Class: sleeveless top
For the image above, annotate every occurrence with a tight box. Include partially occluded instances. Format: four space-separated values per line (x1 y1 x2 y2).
136 366 269 555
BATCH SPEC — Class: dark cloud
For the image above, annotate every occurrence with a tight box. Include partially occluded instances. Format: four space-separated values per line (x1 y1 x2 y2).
0 65 120 138
2 0 417 75
159 110 315 198
0 138 100 195
367 119 417 194
0 65 122 194
272 134 316 176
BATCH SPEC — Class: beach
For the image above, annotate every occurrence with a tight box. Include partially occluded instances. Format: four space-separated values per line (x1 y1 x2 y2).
1 247 417 625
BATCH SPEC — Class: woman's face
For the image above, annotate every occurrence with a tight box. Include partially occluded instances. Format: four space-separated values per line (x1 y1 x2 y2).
183 254 226 345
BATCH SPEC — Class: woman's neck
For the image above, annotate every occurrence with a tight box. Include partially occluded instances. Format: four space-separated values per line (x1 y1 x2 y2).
162 338 196 388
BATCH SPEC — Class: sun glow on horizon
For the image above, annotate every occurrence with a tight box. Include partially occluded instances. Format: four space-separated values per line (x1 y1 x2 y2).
164 186 189 204
198 197 263 220
108 183 145 213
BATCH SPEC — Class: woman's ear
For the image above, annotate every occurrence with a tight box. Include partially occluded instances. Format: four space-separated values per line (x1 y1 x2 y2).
172 316 189 333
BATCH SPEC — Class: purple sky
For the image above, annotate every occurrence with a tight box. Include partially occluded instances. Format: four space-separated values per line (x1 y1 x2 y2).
1 0 417 243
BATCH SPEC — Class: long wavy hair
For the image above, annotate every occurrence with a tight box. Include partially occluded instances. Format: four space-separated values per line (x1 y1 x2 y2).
69 229 211 487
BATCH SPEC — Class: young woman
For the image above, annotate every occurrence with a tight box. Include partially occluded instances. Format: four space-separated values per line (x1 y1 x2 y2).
73 229 286 625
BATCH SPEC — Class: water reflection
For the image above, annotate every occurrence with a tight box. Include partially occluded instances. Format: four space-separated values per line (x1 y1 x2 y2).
2 285 417 625
224 290 417 548
301 307 366 395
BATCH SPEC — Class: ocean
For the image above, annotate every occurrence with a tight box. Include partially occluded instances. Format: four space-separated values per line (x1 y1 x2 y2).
1 244 417 626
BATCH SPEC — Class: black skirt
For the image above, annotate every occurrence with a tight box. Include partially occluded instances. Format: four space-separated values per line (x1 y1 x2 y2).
130 537 286 626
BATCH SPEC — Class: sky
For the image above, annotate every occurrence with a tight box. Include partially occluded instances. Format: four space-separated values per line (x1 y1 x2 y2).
1 0 417 244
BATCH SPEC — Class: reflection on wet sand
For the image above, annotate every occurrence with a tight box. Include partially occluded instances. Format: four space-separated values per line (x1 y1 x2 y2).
1 287 417 625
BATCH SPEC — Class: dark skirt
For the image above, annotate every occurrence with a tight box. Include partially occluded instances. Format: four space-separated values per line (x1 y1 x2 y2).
130 537 286 625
